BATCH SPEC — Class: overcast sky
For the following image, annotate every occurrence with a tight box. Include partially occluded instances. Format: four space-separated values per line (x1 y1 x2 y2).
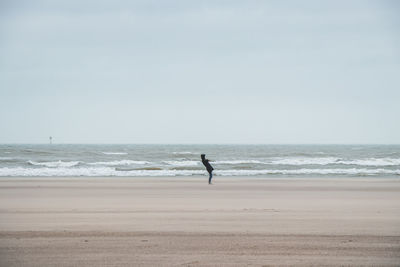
0 0 399 144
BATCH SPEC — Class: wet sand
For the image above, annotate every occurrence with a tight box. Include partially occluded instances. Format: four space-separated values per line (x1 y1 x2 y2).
0 177 399 266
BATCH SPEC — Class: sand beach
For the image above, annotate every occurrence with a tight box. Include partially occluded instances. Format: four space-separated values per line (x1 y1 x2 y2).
0 177 399 266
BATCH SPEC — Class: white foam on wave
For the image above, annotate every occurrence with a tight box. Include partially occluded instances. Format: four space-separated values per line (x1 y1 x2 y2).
1 167 399 177
27 160 80 168
268 157 400 166
269 157 340 165
216 168 400 176
339 158 400 166
172 152 194 155
88 160 149 166
0 167 204 176
163 160 199 166
0 167 116 176
214 160 264 164
0 157 14 161
102 152 128 155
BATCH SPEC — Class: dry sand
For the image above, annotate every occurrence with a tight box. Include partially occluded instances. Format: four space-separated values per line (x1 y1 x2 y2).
0 177 399 266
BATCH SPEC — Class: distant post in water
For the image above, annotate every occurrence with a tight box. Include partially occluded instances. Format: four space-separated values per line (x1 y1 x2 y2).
49 136 52 144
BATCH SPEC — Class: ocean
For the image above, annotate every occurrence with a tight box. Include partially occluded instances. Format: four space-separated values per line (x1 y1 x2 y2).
0 144 399 177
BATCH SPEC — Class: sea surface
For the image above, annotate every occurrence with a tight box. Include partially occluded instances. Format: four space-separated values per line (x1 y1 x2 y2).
0 144 399 177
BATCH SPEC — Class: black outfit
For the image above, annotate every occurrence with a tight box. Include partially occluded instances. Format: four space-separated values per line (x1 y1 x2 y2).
201 154 214 184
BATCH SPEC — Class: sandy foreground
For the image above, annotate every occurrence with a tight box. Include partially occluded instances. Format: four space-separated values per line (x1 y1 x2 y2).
0 177 399 266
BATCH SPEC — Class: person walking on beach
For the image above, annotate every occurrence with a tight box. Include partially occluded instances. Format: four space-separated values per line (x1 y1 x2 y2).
201 154 214 184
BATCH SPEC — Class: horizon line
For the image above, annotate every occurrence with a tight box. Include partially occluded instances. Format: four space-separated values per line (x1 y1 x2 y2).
0 143 399 146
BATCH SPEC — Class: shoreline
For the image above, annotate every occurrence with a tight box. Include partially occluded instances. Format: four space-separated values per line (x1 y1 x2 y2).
1 175 399 180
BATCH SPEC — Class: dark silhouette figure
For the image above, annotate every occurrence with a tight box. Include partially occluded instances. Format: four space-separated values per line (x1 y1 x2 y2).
201 154 214 184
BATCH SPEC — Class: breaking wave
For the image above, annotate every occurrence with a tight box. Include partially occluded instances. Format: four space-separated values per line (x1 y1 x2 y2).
163 160 199 166
339 158 400 166
269 157 400 166
88 160 149 166
214 160 264 164
216 168 400 176
0 157 15 162
0 167 399 177
102 152 128 155
27 160 80 168
0 167 204 176
172 152 195 155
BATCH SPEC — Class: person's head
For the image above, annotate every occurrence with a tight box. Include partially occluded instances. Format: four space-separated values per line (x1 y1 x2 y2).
201 154 205 160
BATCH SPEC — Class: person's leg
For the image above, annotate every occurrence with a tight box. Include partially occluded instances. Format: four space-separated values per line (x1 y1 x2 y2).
208 171 213 184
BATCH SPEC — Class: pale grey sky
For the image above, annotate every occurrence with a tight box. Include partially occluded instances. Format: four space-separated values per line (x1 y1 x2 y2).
0 0 399 144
